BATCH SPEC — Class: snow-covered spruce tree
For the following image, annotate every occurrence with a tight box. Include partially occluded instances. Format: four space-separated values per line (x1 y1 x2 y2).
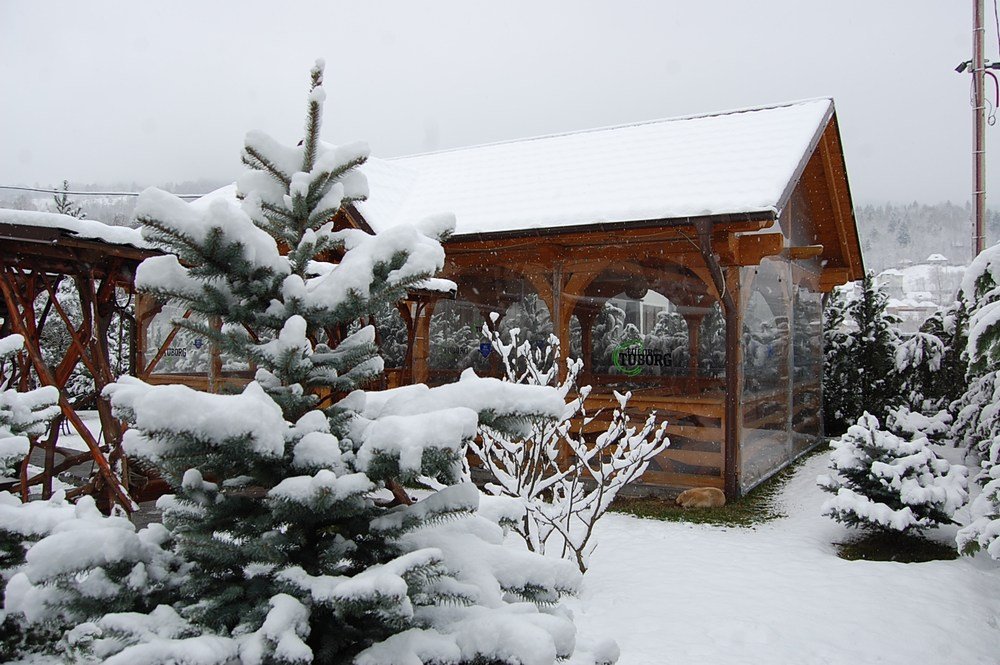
643 310 688 377
918 303 969 411
3 62 595 664
589 301 625 374
469 320 669 573
818 412 967 533
850 272 903 421
822 286 856 435
428 303 481 373
953 242 1000 558
823 273 902 435
894 332 945 412
697 303 725 378
1 335 162 662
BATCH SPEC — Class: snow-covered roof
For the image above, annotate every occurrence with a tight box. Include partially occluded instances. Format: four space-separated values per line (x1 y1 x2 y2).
357 98 834 237
0 208 150 249
926 253 948 263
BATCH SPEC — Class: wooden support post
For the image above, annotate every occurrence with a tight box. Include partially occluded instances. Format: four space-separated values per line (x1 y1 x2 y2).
722 266 743 499
577 306 598 383
693 219 743 499
551 265 571 381
685 314 704 377
208 315 223 393
412 301 435 384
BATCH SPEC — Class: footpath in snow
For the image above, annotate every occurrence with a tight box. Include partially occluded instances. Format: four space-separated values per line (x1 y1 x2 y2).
568 453 1000 665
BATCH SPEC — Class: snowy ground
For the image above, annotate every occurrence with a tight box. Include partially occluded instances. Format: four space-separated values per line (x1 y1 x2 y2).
26 421 1000 663
568 453 1000 665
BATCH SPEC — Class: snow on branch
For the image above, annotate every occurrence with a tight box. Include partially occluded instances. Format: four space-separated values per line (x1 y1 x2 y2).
469 324 669 572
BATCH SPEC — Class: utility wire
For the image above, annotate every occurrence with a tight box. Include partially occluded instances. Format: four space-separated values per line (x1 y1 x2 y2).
0 184 206 200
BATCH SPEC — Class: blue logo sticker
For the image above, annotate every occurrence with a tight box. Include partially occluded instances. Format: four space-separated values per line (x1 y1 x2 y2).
479 342 493 358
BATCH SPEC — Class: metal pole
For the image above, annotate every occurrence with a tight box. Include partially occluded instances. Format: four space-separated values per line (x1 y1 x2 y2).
974 0 986 257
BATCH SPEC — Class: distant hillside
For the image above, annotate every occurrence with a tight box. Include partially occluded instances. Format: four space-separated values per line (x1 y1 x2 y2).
855 202 1000 272
0 178 229 227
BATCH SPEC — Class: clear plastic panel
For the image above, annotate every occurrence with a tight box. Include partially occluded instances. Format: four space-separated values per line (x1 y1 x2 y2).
791 271 823 456
740 258 792 492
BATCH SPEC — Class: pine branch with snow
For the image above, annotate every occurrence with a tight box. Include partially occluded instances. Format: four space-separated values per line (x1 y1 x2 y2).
818 412 967 533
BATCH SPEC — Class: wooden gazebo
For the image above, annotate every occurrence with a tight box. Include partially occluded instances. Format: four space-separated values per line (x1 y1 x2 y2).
0 209 157 510
354 98 865 498
1 98 864 505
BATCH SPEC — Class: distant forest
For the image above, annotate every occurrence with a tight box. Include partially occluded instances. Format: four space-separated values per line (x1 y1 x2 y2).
1 183 998 274
855 202 1000 272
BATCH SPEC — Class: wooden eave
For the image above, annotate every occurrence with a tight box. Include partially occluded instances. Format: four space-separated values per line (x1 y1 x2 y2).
777 111 864 290
0 224 158 282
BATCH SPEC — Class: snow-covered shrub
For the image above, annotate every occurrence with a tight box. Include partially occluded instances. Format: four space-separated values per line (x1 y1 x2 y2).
823 273 902 435
886 406 952 443
469 321 669 573
0 63 605 664
818 412 967 532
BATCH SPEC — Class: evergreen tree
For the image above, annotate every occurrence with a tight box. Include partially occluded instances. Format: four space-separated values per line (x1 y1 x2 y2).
818 412 967 533
851 272 902 419
372 302 408 369
51 180 85 219
917 303 969 410
3 62 590 664
499 293 552 344
822 287 856 435
428 303 480 372
953 242 1000 558
697 303 725 378
643 311 688 377
590 301 625 373
823 273 902 435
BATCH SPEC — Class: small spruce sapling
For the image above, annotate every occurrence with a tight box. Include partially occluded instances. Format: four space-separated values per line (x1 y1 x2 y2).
818 412 967 532
51 180 85 219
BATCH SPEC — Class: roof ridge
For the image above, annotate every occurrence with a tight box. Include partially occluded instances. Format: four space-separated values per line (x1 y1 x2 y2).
388 97 834 162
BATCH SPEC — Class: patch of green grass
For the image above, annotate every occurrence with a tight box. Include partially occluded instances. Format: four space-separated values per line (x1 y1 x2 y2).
611 447 823 528
835 530 958 562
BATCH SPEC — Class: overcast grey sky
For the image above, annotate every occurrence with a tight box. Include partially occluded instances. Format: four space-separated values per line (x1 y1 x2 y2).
1 1 996 204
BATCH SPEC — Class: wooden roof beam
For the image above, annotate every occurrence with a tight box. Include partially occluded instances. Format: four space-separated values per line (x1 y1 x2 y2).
819 267 851 292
